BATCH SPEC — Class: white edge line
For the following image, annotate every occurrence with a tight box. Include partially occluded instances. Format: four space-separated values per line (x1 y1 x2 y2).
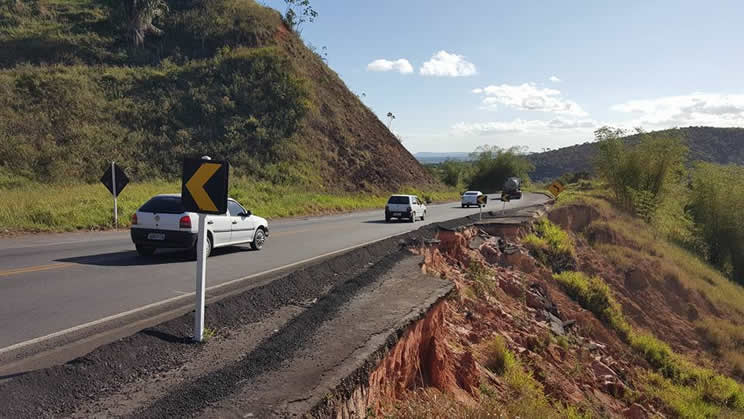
0 232 406 355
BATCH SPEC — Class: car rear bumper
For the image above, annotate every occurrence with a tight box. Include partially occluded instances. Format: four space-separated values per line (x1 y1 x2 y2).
130 228 197 249
385 210 412 218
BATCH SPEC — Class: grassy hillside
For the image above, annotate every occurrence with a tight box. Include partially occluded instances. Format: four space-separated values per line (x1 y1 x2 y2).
0 0 437 190
528 127 744 180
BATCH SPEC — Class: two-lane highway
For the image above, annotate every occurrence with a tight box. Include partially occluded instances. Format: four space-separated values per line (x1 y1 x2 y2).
0 193 549 350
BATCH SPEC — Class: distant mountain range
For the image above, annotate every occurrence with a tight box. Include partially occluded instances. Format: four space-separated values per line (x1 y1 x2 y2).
415 127 744 181
414 152 471 164
526 127 744 181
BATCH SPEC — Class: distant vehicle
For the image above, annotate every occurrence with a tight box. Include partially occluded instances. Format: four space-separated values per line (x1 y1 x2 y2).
130 194 269 257
385 194 427 222
503 177 523 199
461 191 485 208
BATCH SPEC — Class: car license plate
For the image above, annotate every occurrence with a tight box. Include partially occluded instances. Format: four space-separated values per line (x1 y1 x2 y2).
393 212 402 216
147 233 165 241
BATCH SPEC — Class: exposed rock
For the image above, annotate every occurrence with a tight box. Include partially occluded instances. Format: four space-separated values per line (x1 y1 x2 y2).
468 235 486 250
478 243 501 265
501 249 537 273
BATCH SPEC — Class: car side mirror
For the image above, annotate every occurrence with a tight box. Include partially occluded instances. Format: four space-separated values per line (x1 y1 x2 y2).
242 211 252 217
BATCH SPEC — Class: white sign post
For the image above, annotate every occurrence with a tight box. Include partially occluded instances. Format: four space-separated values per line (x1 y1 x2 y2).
194 212 208 342
111 161 118 229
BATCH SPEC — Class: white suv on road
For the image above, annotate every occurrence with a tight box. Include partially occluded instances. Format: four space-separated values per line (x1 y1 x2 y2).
461 190 485 208
130 194 269 257
385 194 427 223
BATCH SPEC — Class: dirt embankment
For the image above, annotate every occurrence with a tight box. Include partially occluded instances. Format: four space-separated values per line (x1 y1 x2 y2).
316 204 742 418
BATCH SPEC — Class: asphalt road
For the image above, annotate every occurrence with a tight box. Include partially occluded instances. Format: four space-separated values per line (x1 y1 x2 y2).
0 193 549 350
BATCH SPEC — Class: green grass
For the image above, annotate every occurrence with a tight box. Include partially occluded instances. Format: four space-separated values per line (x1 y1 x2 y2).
553 271 632 340
553 269 744 417
482 335 515 375
0 179 460 233
523 218 575 272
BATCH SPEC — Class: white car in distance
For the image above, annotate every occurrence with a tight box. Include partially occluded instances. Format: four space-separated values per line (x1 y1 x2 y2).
130 194 269 257
385 194 427 223
461 190 485 208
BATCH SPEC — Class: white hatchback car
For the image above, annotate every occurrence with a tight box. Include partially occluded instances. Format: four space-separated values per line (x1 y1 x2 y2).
385 194 427 222
461 191 485 208
130 194 269 257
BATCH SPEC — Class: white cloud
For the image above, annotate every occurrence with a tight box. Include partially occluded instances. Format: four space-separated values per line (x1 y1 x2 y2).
473 83 588 117
549 75 561 83
366 58 413 74
611 93 744 128
419 51 477 77
452 118 597 135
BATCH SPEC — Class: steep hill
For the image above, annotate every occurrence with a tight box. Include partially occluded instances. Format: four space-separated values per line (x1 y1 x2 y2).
0 0 436 191
528 127 744 181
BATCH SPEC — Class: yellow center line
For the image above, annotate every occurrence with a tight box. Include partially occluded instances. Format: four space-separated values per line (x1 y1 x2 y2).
0 263 72 278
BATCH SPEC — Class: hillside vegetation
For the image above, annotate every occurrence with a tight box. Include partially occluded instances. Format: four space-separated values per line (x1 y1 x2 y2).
0 0 437 189
528 127 744 181
0 0 454 232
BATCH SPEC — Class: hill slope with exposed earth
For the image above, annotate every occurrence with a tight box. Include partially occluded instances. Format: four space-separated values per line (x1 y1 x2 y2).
0 0 436 191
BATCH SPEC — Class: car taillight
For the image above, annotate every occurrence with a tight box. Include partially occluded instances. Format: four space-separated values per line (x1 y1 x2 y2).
179 215 192 229
131 213 138 225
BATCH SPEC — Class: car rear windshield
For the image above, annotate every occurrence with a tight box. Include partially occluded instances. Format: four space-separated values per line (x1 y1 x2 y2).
465 192 478 195
387 196 410 204
139 196 184 214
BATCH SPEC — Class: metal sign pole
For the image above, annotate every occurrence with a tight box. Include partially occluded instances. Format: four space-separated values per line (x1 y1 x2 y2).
194 213 208 342
111 161 118 229
502 200 506 216
479 203 482 221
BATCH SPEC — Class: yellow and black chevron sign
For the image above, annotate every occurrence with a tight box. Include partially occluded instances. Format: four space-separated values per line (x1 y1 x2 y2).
181 158 229 214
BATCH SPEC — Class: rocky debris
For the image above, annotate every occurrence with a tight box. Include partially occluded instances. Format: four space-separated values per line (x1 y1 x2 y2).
499 276 524 299
538 310 567 336
378 224 671 418
468 235 487 250
501 248 537 273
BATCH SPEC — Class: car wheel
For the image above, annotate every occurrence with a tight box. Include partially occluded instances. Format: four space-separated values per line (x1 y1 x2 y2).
461 204 465 208
421 211 426 221
385 214 391 223
191 234 213 259
251 228 266 250
136 245 155 256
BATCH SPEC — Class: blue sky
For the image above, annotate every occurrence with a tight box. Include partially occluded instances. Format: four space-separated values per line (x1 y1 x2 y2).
263 0 744 153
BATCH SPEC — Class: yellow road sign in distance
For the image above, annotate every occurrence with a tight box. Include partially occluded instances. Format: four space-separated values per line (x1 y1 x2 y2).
548 180 565 197
182 158 229 214
477 194 488 205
